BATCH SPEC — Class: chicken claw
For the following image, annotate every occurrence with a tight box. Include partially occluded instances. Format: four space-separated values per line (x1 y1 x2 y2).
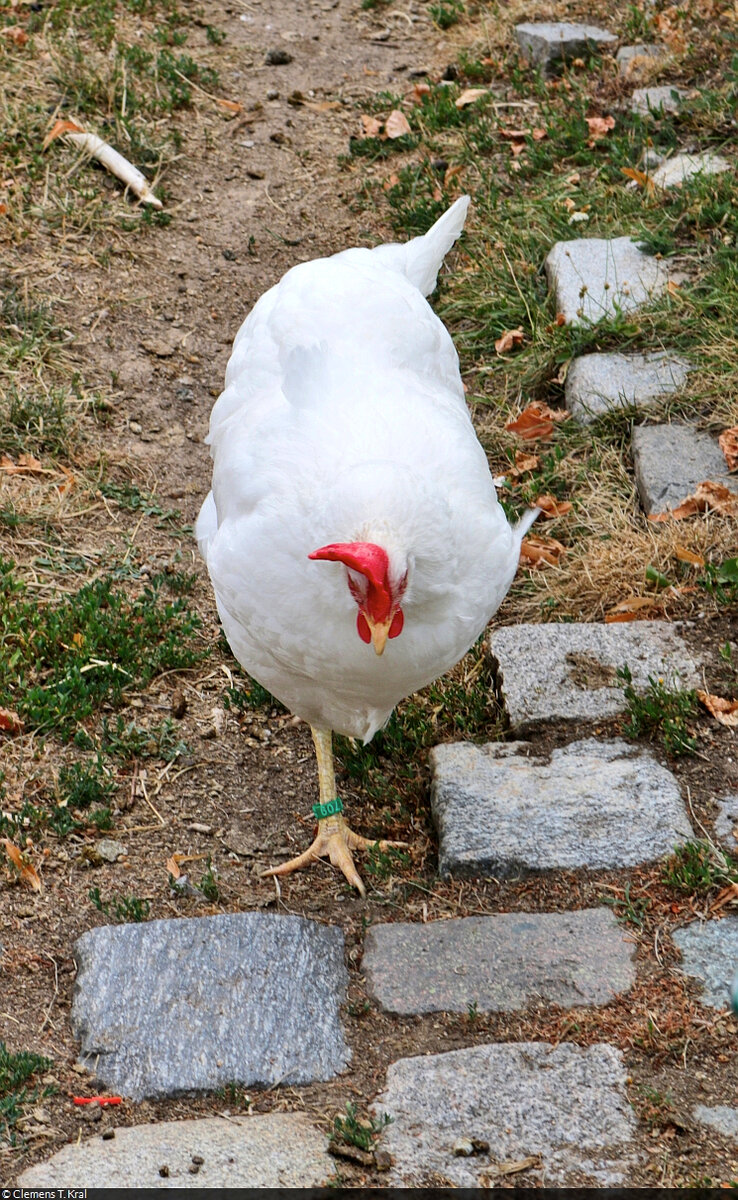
262 812 406 898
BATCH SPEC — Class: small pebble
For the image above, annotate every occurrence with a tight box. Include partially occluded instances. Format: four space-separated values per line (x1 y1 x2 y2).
192 1154 205 1164
171 689 188 719
129 421 142 435
265 48 293 65
102 1128 116 1141
159 1165 170 1177
374 1148 392 1171
82 1102 102 1123
188 1162 200 1174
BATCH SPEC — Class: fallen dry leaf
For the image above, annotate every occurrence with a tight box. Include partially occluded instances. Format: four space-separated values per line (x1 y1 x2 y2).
385 109 411 138
359 114 383 138
166 851 208 879
534 494 573 519
506 401 568 441
514 451 540 472
216 98 243 113
455 88 488 108
0 707 24 734
621 166 655 195
0 452 46 475
586 114 615 145
719 426 738 471
1 25 28 45
649 480 738 521
2 839 42 892
302 99 341 113
674 544 706 567
444 163 465 189
697 690 738 728
411 82 431 103
605 596 662 622
519 534 566 568
495 327 524 355
382 172 400 191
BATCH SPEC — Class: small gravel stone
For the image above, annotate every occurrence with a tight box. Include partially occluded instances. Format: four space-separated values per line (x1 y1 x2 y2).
545 237 669 325
431 738 692 878
265 48 292 65
616 43 664 74
714 795 738 853
631 84 688 115
672 917 738 1009
632 423 738 514
565 351 691 424
94 839 127 864
693 1105 738 1141
514 22 616 72
650 151 732 189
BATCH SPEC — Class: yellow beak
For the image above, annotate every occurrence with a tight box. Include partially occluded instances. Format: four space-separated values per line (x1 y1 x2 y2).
366 617 391 656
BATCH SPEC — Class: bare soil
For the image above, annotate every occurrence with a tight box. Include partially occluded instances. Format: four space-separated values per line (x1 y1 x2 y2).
2 0 738 1188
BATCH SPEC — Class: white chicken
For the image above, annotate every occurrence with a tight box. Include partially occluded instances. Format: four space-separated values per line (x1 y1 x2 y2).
197 196 536 895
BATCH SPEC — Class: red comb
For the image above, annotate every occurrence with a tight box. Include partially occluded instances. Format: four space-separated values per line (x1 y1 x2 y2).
309 542 389 589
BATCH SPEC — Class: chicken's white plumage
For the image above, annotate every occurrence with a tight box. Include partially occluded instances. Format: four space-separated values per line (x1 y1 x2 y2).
197 197 534 742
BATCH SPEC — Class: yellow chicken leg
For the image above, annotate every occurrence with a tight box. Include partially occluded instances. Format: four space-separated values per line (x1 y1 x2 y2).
262 726 405 897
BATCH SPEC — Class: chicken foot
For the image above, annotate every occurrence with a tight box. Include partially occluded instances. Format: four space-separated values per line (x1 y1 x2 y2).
261 726 405 897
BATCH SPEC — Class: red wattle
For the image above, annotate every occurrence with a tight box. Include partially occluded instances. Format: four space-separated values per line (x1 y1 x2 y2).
357 612 371 644
389 609 404 639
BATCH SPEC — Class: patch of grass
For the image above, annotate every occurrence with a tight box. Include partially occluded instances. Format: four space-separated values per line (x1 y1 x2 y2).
0 1042 54 1146
223 678 281 713
617 665 698 756
599 881 651 929
0 386 72 459
332 1101 392 1151
429 0 464 29
197 855 220 901
97 716 189 763
88 886 150 922
663 840 738 894
364 842 410 880
0 755 116 840
0 559 204 737
698 557 738 606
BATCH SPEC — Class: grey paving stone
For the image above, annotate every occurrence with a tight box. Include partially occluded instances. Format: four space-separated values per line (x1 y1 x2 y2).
489 620 701 728
515 22 616 72
693 1105 738 1141
373 1041 636 1186
431 737 692 879
714 795 738 854
631 423 738 514
545 237 669 325
617 43 665 74
651 151 732 189
672 917 738 1009
632 84 689 115
72 913 350 1100
17 1114 332 1188
565 350 691 423
363 908 635 1013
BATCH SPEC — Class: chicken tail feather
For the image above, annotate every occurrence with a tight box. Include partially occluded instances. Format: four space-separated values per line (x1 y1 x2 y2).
371 195 470 297
513 506 541 543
